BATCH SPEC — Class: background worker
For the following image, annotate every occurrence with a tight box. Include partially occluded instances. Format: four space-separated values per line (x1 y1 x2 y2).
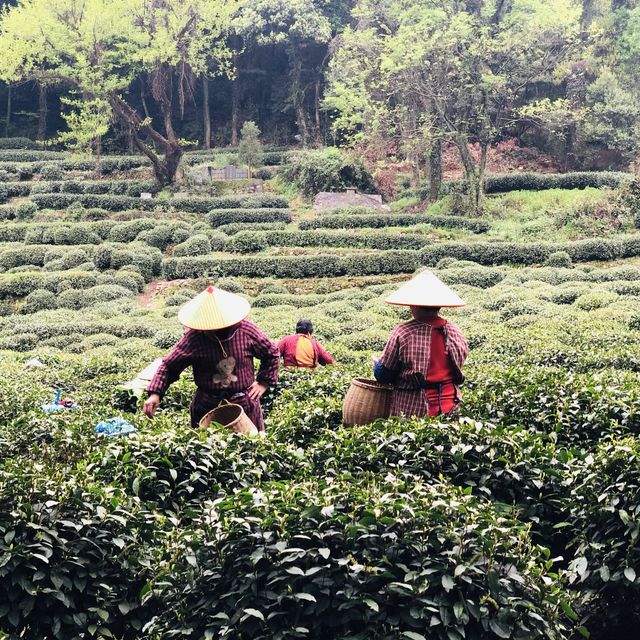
278 319 334 369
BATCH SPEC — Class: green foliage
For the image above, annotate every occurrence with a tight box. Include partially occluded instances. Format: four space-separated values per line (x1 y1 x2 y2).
208 208 292 227
15 201 38 221
545 251 573 268
281 148 376 198
173 234 212 257
300 213 490 233
420 172 630 200
31 193 289 213
163 251 419 280
237 121 263 173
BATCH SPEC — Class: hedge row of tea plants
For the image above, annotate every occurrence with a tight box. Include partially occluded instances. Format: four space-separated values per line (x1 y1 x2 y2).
5 359 640 639
207 208 292 226
300 212 490 233
421 235 640 265
0 178 157 197
163 250 420 280
412 171 630 199
226 230 430 252
30 192 289 213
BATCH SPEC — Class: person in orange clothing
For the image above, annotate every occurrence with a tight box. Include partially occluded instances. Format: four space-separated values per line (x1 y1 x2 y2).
373 271 468 418
278 319 334 368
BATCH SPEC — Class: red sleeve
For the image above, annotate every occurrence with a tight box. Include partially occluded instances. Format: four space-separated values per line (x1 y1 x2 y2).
146 330 194 397
277 338 286 356
315 341 334 366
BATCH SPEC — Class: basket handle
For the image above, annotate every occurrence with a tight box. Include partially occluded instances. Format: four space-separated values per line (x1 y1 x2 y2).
217 398 232 407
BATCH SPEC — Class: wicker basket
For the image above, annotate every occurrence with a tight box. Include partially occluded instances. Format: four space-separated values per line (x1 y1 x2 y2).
342 378 392 426
199 401 258 435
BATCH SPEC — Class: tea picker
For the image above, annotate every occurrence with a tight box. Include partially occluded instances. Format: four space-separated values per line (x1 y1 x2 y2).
373 270 468 419
143 286 279 434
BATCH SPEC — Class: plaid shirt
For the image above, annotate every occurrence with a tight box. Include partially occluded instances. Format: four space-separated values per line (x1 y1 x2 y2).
378 319 468 418
147 320 280 398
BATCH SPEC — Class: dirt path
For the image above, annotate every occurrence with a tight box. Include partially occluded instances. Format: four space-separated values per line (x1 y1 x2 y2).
138 279 189 308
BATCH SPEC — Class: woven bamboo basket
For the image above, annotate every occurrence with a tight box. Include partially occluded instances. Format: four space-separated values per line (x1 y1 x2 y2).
199 401 258 435
342 378 392 426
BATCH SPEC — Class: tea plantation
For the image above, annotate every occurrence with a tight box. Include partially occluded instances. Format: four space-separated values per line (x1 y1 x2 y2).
1 147 640 640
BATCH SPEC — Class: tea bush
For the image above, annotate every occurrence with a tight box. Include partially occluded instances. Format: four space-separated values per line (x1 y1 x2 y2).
208 208 292 227
31 193 288 213
227 230 429 253
300 213 490 233
281 147 375 197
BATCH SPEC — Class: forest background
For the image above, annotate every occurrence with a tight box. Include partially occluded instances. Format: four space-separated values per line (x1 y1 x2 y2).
0 0 638 206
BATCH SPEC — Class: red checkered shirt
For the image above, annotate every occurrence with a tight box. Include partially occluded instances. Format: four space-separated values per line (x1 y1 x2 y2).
146 320 279 398
378 319 468 418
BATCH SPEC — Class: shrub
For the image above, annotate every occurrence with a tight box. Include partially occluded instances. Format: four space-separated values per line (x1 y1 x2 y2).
419 171 630 199
574 291 619 310
59 249 89 270
545 251 573 268
0 137 39 150
163 251 419 280
165 293 191 307
227 230 429 253
56 288 85 309
225 232 268 253
39 162 64 181
15 201 38 221
81 333 119 349
153 328 182 348
0 332 39 351
564 437 640 638
215 277 244 293
420 236 640 267
31 192 288 213
207 208 292 227
216 221 286 236
22 289 57 313
300 213 490 233
146 479 572 640
173 234 212 257
109 219 157 243
281 147 376 198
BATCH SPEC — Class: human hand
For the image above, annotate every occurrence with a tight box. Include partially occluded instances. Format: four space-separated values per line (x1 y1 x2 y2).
247 382 268 401
371 353 379 365
144 393 161 418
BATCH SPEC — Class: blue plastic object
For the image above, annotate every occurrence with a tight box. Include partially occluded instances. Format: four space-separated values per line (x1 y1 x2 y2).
95 417 137 438
41 389 78 413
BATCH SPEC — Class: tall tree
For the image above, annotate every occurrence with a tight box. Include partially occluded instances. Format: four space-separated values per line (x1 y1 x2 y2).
325 0 580 213
234 0 334 147
0 0 234 185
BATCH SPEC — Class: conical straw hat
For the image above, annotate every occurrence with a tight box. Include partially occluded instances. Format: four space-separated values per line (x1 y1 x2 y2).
178 286 251 330
385 270 465 307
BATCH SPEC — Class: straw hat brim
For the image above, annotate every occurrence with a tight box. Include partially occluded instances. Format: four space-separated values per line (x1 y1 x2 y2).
178 288 251 330
384 270 465 308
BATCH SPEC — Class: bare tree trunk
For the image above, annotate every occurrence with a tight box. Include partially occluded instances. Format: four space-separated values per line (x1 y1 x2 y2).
109 94 183 187
580 0 596 31
429 139 442 202
140 77 151 120
289 41 309 146
455 136 484 215
5 86 12 137
202 74 211 149
231 81 239 146
37 83 47 141
314 78 322 145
